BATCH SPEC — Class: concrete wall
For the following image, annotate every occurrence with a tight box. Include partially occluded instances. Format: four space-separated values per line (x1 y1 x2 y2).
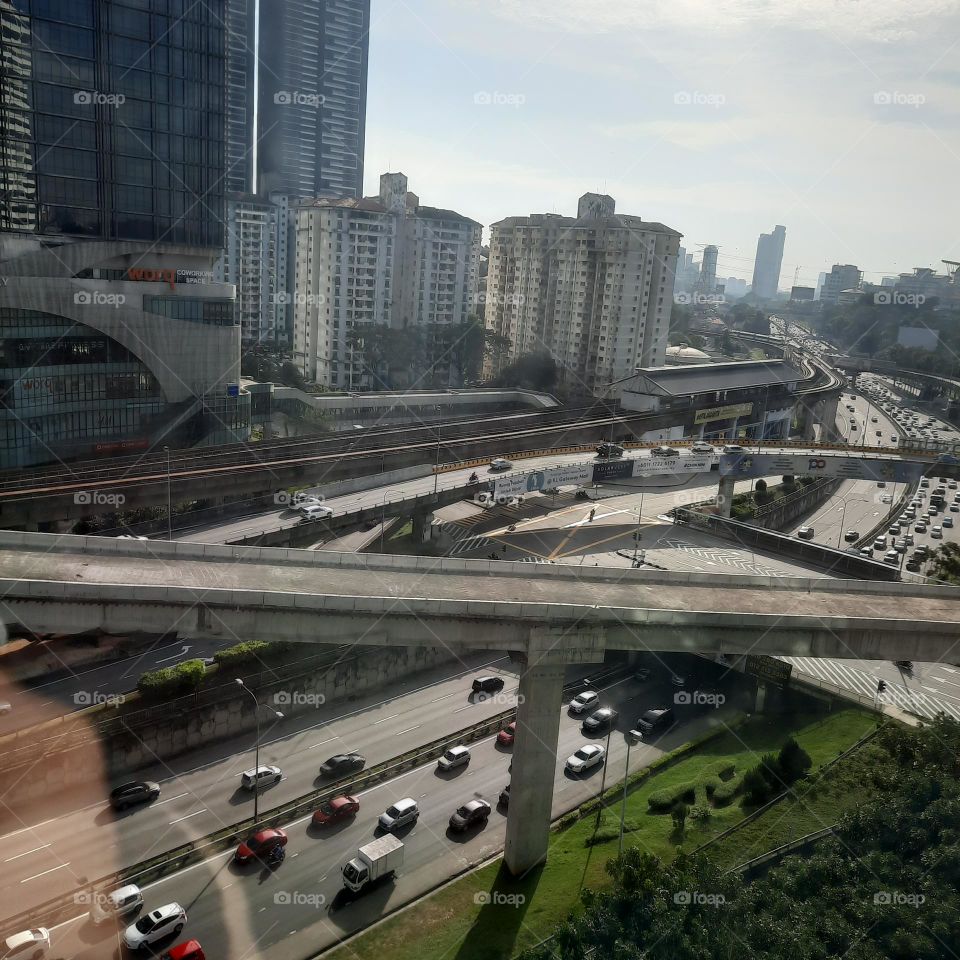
0 643 457 810
752 478 842 530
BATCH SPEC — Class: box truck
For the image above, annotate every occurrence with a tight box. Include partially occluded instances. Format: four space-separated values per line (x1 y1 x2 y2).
342 835 404 893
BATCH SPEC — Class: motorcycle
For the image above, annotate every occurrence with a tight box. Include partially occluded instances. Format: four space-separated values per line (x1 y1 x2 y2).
468 472 479 485
267 844 286 866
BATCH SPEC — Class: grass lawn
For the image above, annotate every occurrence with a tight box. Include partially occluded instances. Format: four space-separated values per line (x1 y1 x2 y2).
329 707 877 960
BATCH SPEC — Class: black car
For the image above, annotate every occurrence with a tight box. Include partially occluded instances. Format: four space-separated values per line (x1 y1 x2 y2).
449 799 491 831
582 707 619 733
651 445 680 457
109 780 160 810
636 707 674 736
472 676 505 695
596 442 624 459
319 753 366 778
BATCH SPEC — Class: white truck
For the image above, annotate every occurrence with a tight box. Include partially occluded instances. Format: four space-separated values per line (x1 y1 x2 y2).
342 835 404 893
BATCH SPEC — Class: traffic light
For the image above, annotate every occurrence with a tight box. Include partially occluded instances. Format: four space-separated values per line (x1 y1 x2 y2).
877 679 887 694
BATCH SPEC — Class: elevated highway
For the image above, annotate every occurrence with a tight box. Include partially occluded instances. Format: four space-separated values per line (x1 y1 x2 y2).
3 530 960 874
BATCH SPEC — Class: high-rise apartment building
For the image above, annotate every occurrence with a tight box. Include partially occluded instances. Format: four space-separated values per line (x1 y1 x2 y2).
256 0 370 199
293 173 481 389
820 264 862 305
0 0 247 467
485 194 680 394
698 245 718 295
219 0 371 343
751 225 786 300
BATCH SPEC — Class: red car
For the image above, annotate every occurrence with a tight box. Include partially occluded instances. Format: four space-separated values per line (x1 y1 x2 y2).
234 827 288 863
160 942 205 960
312 794 360 825
497 721 517 747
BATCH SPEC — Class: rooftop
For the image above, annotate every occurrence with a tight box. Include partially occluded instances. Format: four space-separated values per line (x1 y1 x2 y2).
616 358 806 398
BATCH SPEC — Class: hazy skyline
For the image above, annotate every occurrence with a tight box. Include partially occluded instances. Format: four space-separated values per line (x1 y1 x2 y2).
364 0 960 290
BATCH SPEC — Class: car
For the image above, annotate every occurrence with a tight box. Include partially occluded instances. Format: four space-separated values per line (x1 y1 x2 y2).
596 442 624 458
298 503 334 521
690 441 714 453
91 883 143 924
722 444 745 453
2 929 50 959
234 827 288 864
921 478 930 488
634 667 651 681
893 540 907 554
883 550 900 565
903 533 915 546
294 496 326 512
797 526 815 540
123 903 187 951
928 507 939 517
932 525 944 538
944 516 954 528
860 548 873 558
905 559 922 572
636 707 674 736
871 416 878 423
488 458 513 472
497 721 517 747
312 794 360 825
568 690 600 714
880 493 893 503
651 445 680 457
437 745 471 771
583 707 619 733
872 537 887 551
877 480 886 488
109 781 160 811
239 765 282 790
565 743 606 774
498 783 510 806
887 526 899 537
319 753 365 778
905 509 916 520
891 435 898 442
915 522 927 533
950 481 958 490
378 797 419 832
951 504 959 513
472 676 505 695
844 530 859 543
159 942 205 960
448 798 491 831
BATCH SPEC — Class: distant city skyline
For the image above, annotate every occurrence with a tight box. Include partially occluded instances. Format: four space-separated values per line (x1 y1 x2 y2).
361 0 959 290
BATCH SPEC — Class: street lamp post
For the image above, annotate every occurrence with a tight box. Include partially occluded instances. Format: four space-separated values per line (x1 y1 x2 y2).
619 730 642 856
433 426 442 495
235 678 283 822
163 446 172 540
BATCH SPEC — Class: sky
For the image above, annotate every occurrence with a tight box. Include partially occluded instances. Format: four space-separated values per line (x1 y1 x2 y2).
362 0 960 291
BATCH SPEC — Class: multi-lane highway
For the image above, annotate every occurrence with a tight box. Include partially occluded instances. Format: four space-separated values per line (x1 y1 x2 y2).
27 664 732 960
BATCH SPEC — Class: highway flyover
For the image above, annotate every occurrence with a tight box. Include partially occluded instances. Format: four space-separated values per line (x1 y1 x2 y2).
3 530 960 875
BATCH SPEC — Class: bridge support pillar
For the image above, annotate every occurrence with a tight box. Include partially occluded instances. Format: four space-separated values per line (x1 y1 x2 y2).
411 509 431 542
717 476 735 519
504 625 606 876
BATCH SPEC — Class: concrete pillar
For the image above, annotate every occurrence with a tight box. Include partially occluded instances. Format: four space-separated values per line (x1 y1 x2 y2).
411 509 431 542
755 681 767 713
717 476 735 518
504 625 606 876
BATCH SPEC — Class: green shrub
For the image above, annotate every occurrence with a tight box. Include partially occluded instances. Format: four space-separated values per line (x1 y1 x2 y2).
138 659 207 700
648 781 697 812
689 804 712 823
214 640 292 668
741 767 772 806
779 736 813 783
711 774 744 806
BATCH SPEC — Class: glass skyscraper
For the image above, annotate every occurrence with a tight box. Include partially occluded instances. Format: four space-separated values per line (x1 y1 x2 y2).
0 0 248 469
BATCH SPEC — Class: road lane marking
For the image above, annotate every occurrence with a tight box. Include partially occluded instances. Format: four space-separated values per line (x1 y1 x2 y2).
395 725 420 736
21 863 69 882
169 809 207 825
372 714 399 725
4 843 51 862
153 792 189 806
429 692 458 703
308 738 338 749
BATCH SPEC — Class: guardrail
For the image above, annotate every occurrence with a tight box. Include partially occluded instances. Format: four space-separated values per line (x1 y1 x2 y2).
3 664 630 933
731 824 837 876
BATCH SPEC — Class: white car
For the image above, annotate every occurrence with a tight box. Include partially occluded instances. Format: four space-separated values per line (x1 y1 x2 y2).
565 744 606 775
91 884 143 924
123 903 186 951
690 441 714 454
488 458 513 472
568 690 600 715
932 525 943 538
298 503 333 520
294 496 326 511
2 929 50 959
240 765 282 790
437 745 471 771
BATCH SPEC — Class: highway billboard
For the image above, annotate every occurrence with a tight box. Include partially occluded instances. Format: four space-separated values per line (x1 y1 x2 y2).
493 462 594 499
720 452 925 485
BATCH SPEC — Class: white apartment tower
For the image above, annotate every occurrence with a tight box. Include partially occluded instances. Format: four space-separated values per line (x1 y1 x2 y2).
293 173 481 389
486 194 681 393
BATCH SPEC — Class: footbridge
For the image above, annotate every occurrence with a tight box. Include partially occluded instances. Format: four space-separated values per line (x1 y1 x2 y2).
2 530 960 875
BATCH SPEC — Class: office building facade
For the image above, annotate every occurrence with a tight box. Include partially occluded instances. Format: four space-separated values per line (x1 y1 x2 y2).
820 264 862 305
485 194 680 394
0 0 247 468
293 173 480 390
751 225 786 300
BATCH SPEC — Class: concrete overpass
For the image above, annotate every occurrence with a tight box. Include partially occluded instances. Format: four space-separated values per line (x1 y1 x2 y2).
3 531 960 875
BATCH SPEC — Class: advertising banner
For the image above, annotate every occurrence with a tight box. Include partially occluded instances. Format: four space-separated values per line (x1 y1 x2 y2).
630 454 713 477
745 655 792 688
720 452 925 485
694 402 753 425
493 461 593 499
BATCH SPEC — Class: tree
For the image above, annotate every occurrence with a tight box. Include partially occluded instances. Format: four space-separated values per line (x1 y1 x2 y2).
491 351 558 390
778 737 812 784
929 541 960 584
671 802 689 837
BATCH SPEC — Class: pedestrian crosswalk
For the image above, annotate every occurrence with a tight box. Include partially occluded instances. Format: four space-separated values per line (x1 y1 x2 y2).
783 656 960 721
448 534 494 556
657 538 789 578
518 556 552 564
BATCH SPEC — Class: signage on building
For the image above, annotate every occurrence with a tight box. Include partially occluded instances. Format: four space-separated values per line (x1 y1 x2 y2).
494 462 593 499
226 384 239 397
694 402 753 425
125 268 213 289
745 655 792 688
